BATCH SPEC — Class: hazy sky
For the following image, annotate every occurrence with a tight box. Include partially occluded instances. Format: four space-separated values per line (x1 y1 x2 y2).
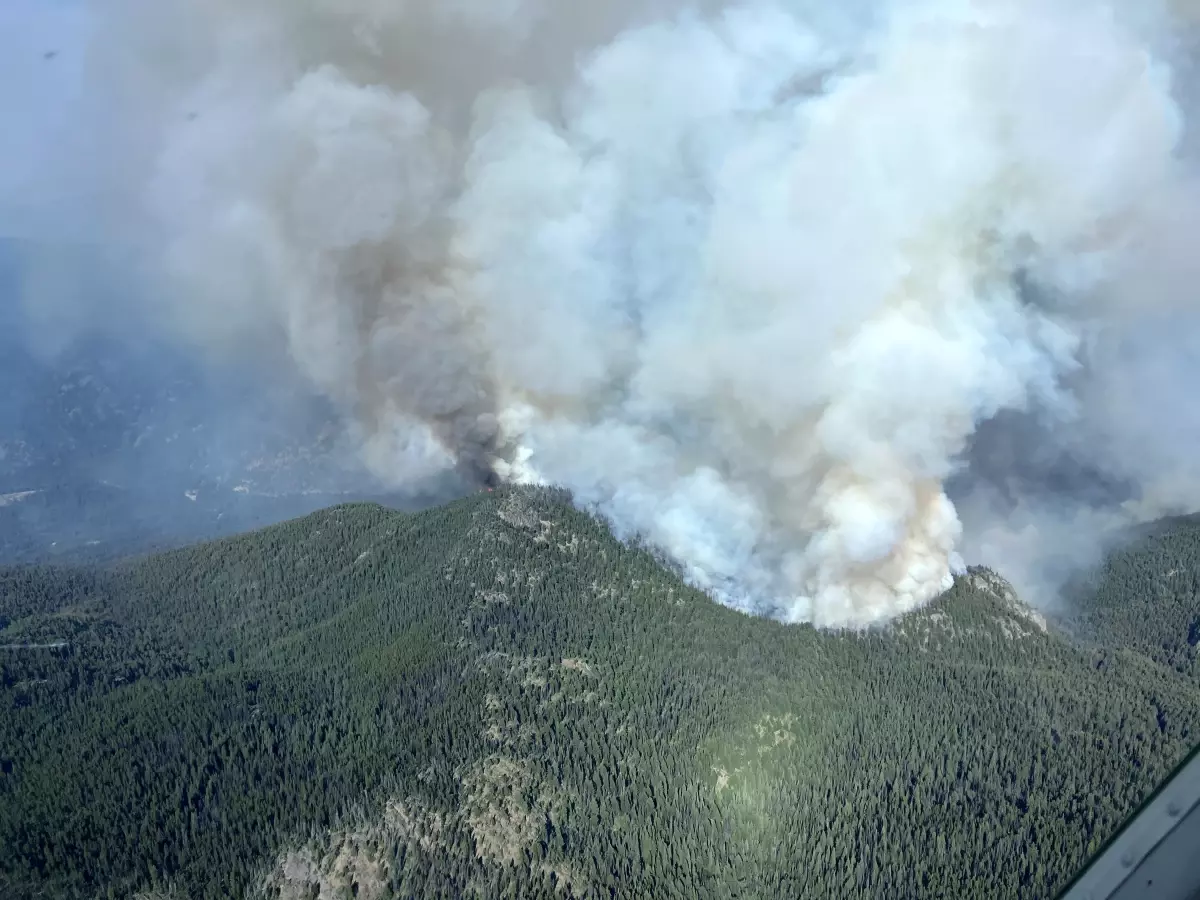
0 0 89 238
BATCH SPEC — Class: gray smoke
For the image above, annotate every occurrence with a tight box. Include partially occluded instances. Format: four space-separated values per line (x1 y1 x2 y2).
10 0 1200 626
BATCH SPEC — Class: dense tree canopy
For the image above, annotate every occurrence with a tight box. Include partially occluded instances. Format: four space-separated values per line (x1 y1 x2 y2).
2 487 1199 899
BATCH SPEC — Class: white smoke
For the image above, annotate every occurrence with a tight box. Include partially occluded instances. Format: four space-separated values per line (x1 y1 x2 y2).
50 0 1200 626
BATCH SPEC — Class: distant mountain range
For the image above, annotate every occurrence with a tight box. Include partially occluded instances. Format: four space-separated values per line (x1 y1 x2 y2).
0 319 453 562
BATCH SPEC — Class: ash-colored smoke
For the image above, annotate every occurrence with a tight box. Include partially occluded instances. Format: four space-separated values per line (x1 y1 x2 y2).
72 0 1200 626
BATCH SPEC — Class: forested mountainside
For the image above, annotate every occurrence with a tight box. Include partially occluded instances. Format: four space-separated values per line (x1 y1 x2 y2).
3 486 1200 900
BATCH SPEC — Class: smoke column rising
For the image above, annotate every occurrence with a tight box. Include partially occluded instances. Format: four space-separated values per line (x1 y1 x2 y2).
48 0 1200 626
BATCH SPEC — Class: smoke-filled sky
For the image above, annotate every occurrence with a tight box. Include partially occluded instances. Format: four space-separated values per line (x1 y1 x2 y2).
6 0 1200 627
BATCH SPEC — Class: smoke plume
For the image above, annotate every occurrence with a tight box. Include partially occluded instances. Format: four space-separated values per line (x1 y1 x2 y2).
29 0 1200 626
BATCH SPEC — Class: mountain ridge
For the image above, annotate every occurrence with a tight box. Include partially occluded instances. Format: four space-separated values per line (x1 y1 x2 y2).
2 485 1199 899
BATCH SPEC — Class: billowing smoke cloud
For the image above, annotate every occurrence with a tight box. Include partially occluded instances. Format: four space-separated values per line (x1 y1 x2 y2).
31 0 1200 625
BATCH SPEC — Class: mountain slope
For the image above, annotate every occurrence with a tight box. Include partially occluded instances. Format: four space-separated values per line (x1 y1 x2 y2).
2 486 1199 899
1065 513 1200 681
